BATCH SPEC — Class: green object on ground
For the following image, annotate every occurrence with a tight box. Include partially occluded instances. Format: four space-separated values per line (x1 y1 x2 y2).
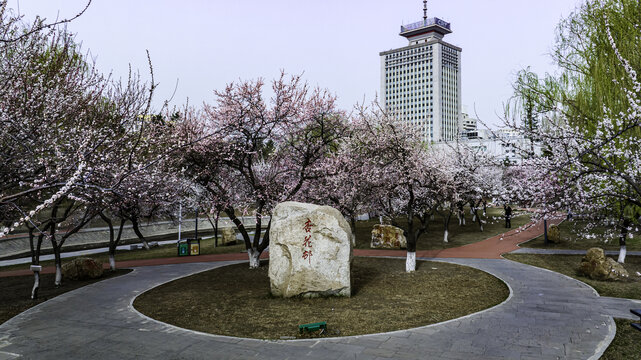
299 321 327 334
177 241 189 256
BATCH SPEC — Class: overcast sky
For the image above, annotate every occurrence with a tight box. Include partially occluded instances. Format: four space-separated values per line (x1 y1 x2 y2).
9 0 582 127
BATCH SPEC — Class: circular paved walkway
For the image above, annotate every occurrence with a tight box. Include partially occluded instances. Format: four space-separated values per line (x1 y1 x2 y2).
1 219 640 360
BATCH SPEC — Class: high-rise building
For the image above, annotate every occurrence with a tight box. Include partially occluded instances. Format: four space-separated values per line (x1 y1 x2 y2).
380 2 462 143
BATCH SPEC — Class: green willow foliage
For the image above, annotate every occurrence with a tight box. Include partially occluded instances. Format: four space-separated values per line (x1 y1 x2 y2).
511 0 641 227
514 0 640 131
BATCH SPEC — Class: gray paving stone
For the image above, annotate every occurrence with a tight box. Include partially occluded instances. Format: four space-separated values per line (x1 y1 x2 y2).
0 258 631 359
511 248 641 256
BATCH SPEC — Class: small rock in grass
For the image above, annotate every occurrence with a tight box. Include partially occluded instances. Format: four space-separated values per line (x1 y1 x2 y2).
577 248 629 281
62 257 103 280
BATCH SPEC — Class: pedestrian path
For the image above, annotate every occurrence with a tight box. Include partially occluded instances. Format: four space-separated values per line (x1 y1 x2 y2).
1 218 640 360
1 258 639 359
512 248 641 256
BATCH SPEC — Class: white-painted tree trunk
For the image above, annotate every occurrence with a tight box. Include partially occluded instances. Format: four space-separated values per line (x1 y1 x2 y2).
462 217 466 226
248 248 260 269
480 224 484 232
472 214 476 222
379 215 383 224
443 230 449 243
406 251 416 272
142 240 150 250
109 253 116 270
458 214 462 226
31 271 40 299
55 263 62 286
618 245 627 264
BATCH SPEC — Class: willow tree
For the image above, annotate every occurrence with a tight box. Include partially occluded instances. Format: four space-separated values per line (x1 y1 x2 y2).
507 0 641 263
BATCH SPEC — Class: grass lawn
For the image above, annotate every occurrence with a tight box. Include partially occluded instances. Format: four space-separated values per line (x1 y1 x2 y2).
519 219 641 251
600 319 641 360
503 254 641 299
0 269 131 325
355 207 530 250
134 257 509 340
504 254 641 359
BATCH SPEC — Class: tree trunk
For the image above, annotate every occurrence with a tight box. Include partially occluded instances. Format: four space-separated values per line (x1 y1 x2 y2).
214 210 220 247
618 219 630 264
31 271 40 300
406 251 416 272
110 219 125 270
54 248 62 286
248 248 260 269
131 217 150 250
443 213 451 243
473 209 484 232
28 226 43 299
349 215 357 247
618 245 627 264
226 208 252 249
405 217 416 272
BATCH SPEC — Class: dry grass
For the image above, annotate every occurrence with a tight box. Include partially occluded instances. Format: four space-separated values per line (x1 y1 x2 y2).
134 257 509 340
0 269 131 324
519 219 641 251
600 319 641 360
503 254 641 300
355 207 530 250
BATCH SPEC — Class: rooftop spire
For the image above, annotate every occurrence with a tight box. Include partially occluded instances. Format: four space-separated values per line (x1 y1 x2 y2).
423 0 427 21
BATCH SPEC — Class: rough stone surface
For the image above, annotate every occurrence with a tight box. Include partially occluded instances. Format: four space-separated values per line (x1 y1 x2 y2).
578 247 629 281
269 201 352 298
547 224 561 243
371 224 406 249
62 257 104 280
220 227 236 245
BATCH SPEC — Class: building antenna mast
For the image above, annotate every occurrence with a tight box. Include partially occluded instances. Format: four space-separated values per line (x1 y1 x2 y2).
423 0 428 21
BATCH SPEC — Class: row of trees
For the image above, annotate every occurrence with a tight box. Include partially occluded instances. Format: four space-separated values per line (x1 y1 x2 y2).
3 0 638 299
170 75 502 272
0 3 185 297
504 0 641 263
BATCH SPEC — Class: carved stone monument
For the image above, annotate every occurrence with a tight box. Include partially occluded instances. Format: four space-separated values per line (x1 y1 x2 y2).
269 201 352 298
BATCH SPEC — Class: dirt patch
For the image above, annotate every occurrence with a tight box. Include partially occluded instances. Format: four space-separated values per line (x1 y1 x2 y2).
134 257 508 339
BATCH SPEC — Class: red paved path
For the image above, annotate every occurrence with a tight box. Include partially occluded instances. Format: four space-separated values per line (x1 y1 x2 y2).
0 218 562 278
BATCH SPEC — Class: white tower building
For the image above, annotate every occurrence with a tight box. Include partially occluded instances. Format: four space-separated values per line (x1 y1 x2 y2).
380 1 462 143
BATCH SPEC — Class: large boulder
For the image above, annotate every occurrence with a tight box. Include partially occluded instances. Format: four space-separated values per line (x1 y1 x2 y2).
269 201 352 298
220 227 236 245
62 257 104 280
547 224 561 244
371 224 406 249
578 247 629 281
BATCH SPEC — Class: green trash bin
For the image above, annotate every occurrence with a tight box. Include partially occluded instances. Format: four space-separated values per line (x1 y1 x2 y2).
177 240 189 256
